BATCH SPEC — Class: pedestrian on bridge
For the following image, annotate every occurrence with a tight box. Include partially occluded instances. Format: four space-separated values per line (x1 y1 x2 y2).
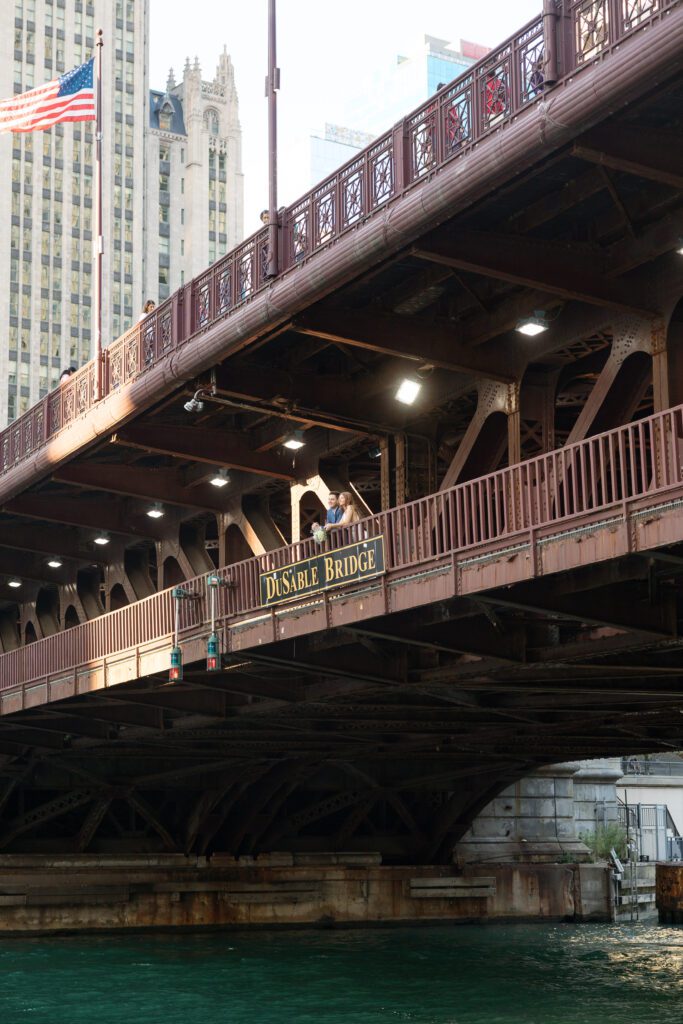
311 491 343 543
138 299 156 322
325 491 360 540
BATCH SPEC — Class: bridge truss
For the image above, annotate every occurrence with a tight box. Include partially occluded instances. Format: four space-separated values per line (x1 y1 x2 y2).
0 0 680 860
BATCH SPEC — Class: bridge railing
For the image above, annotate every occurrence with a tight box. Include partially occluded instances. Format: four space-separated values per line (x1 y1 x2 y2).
0 0 677 478
1 400 682 692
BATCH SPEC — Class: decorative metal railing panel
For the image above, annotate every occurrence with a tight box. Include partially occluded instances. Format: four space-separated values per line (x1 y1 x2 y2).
2 401 683 693
0 0 676 480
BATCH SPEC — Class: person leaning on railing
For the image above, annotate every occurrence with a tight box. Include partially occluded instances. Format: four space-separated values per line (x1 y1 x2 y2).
325 491 361 543
311 491 343 543
138 299 156 322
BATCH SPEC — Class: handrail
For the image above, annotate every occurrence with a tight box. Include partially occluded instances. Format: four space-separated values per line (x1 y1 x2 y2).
0 0 678 478
1 397 683 691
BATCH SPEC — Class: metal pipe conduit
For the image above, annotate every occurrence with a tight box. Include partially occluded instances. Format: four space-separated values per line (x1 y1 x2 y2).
1 4 682 509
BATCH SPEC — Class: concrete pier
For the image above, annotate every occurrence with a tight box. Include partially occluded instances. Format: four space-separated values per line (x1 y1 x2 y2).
0 854 612 935
657 864 683 923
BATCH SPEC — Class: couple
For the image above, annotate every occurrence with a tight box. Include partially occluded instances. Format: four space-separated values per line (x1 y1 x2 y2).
311 490 359 543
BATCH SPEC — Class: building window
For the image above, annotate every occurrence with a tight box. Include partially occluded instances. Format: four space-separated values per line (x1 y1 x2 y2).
204 109 219 135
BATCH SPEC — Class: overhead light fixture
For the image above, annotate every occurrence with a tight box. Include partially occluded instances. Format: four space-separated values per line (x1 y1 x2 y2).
93 533 110 546
516 311 549 336
283 430 306 451
147 503 165 519
210 469 230 488
8 579 21 589
184 389 206 413
676 238 683 255
395 378 422 405
368 446 382 459
47 559 63 569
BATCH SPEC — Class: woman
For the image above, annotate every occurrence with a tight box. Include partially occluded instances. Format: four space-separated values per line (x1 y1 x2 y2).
325 491 360 538
138 299 156 322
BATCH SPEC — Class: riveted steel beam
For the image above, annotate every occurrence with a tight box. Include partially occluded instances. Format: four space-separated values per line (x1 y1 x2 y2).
573 125 683 191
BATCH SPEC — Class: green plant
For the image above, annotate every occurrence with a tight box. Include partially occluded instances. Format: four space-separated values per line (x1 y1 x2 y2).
579 823 628 862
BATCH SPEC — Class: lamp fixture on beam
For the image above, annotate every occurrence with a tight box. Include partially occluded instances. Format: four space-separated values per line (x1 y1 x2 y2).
283 430 306 451
147 503 165 519
8 579 21 589
516 311 549 336
93 533 110 546
210 469 230 488
395 378 422 405
47 559 63 569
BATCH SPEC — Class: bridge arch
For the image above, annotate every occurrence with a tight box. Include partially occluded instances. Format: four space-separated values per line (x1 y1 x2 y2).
0 608 20 652
109 584 129 611
63 605 80 630
223 523 252 565
162 556 185 589
36 587 59 637
666 295 683 408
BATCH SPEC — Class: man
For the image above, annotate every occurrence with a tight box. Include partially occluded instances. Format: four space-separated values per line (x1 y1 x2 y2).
311 491 343 537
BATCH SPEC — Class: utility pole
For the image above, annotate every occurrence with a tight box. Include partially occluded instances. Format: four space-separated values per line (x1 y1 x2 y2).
266 0 280 277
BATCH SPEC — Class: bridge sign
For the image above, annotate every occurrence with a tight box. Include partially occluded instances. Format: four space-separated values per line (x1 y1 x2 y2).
259 536 385 607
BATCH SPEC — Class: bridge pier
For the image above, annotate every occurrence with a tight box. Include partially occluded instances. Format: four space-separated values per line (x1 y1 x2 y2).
0 854 612 935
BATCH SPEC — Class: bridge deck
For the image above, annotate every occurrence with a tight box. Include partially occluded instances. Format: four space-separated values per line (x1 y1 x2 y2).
0 0 679 501
2 401 683 714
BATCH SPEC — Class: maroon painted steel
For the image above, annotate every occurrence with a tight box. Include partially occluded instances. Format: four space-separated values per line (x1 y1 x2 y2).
1 401 683 695
0 0 679 485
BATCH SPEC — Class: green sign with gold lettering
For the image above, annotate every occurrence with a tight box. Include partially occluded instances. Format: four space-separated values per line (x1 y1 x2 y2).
259 535 385 607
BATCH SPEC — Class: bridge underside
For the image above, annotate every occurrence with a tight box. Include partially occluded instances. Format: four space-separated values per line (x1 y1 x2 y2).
1 546 683 862
0 12 681 861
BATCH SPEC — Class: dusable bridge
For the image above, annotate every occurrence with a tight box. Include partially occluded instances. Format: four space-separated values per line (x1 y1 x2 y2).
0 0 680 863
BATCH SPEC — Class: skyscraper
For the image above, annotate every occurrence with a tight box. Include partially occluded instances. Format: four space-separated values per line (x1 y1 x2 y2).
309 37 488 189
0 0 148 424
0 4 244 427
347 35 487 134
145 50 244 301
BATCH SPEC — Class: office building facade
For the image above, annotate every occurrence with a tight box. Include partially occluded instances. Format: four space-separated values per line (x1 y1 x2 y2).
0 2 243 426
0 0 148 424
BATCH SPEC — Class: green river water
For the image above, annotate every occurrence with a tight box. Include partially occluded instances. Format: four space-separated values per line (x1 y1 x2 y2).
0 922 681 1024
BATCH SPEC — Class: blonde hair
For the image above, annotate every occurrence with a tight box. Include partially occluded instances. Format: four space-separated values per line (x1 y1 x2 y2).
340 491 360 523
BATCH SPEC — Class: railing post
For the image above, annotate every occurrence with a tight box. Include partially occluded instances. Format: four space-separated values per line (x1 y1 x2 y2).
179 282 193 342
559 0 577 75
392 120 409 193
609 0 624 43
543 0 561 83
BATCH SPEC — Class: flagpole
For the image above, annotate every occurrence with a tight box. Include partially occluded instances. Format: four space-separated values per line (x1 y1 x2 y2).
266 0 279 277
94 29 103 401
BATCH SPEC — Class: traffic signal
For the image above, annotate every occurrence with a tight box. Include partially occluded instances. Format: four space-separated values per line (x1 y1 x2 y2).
206 631 220 672
169 645 183 682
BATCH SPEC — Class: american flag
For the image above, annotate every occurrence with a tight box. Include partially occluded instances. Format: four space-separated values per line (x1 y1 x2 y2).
0 59 95 134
